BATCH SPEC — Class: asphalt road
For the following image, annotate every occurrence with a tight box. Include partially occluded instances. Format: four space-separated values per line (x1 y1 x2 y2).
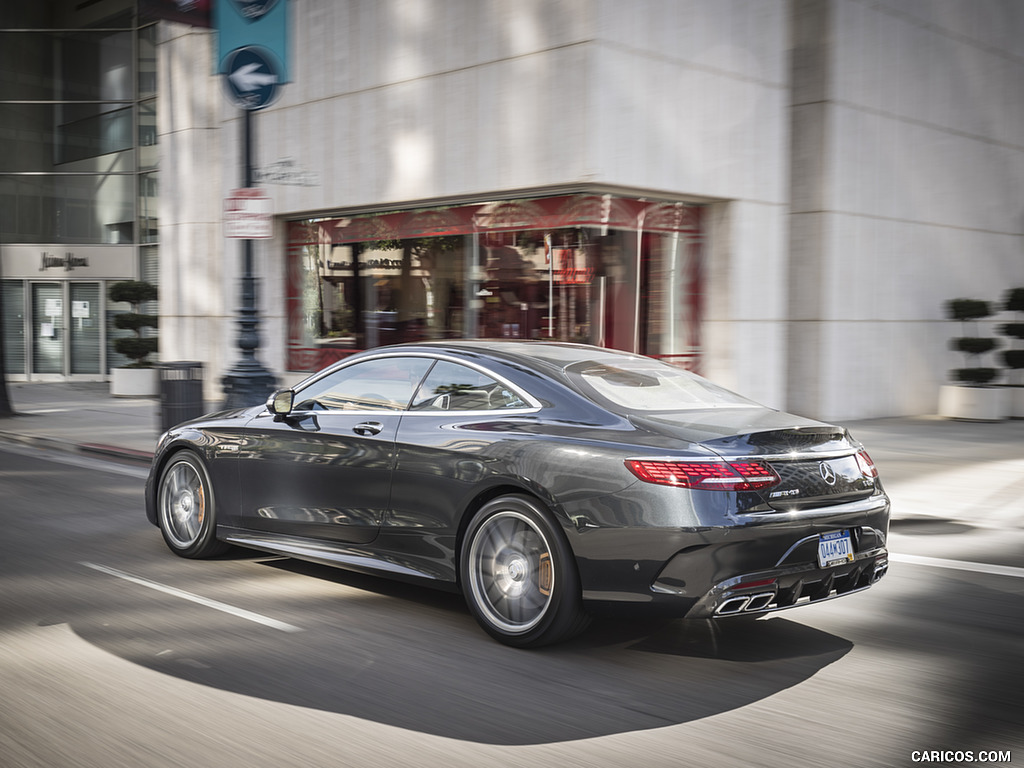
1 444 1021 768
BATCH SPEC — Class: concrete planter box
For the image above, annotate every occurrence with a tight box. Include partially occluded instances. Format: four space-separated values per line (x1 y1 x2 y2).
111 367 159 398
938 385 1008 422
1010 386 1024 419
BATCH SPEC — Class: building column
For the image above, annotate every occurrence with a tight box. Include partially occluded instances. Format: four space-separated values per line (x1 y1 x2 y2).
786 0 832 418
157 21 227 402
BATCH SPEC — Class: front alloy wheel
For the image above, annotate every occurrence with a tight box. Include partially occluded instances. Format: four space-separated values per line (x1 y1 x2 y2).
462 495 589 647
157 451 228 558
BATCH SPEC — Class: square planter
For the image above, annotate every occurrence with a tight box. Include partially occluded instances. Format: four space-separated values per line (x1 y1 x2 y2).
1010 386 1024 419
938 385 1008 422
111 367 159 398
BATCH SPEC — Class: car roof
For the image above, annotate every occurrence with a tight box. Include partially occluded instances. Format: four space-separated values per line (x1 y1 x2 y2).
372 340 644 373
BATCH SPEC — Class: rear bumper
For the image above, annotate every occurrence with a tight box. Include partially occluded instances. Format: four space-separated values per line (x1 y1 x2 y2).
565 491 890 618
682 545 888 619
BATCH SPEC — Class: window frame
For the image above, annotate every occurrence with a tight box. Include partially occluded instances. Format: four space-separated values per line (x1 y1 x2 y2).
409 358 533 414
292 352 542 416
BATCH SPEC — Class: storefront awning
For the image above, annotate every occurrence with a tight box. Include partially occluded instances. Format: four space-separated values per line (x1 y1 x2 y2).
308 195 703 245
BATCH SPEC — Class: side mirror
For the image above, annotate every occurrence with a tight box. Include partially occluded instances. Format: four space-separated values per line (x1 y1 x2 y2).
267 389 295 419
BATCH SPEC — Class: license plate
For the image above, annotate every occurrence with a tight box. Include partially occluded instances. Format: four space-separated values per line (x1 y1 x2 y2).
818 529 854 568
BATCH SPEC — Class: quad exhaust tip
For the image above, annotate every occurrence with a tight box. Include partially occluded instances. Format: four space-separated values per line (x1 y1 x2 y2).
716 592 775 615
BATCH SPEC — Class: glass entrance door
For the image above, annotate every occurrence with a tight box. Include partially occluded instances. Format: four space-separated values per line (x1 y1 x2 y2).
26 281 104 378
70 283 101 374
31 283 64 376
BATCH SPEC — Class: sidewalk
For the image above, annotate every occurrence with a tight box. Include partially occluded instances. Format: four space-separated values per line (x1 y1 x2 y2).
0 381 202 465
0 381 1022 525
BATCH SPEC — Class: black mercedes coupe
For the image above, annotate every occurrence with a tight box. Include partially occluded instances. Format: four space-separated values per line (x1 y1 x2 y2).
145 341 889 647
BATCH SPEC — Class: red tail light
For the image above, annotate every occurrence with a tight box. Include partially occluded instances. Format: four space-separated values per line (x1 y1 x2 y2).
625 459 780 491
855 450 878 478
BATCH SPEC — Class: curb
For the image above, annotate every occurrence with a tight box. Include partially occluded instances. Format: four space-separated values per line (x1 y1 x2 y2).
80 442 155 465
0 429 154 467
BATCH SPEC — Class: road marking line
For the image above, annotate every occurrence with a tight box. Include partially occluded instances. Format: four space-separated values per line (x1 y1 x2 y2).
889 553 1024 579
80 562 303 633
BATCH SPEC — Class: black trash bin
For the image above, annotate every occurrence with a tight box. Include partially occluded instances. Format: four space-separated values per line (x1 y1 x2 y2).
158 362 205 432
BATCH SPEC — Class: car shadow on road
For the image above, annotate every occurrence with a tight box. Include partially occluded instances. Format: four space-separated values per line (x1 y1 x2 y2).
70 556 854 746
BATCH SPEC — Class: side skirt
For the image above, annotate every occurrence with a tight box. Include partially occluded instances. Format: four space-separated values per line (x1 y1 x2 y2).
219 527 459 591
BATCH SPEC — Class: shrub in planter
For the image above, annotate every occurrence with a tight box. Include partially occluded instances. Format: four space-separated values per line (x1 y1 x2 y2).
946 298 1000 386
1002 326 1024 381
1005 287 1024 313
1004 349 1024 371
1000 288 1024 417
110 280 158 368
1000 288 1024 383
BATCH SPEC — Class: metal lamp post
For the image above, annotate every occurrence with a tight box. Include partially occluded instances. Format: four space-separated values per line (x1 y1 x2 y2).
221 108 277 408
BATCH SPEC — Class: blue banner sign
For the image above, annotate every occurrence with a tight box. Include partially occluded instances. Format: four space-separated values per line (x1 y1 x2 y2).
216 0 289 82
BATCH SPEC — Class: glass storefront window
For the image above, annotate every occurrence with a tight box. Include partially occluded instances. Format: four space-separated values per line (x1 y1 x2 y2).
286 194 705 373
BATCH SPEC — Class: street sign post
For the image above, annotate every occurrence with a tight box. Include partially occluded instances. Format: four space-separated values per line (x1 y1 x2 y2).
218 3 290 407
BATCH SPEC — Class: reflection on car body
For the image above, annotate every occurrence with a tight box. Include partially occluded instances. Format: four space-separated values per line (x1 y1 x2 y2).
145 341 889 647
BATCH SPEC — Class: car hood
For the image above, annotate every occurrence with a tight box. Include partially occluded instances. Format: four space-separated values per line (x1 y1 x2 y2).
162 404 262 436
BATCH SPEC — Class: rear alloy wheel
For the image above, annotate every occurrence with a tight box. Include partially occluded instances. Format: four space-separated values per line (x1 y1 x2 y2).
157 451 229 558
462 495 589 647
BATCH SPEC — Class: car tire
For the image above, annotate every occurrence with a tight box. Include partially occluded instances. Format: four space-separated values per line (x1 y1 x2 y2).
461 494 590 647
156 451 230 558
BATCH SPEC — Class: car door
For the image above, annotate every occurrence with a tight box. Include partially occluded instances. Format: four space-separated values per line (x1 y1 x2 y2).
389 359 538 535
236 355 433 543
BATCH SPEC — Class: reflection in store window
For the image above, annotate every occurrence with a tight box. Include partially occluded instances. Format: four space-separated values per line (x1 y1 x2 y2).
287 195 704 373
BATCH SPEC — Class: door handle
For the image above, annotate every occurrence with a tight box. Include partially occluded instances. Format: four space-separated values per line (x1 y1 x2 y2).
353 421 384 436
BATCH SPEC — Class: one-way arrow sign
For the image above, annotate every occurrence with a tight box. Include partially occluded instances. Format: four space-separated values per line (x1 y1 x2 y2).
224 46 281 110
230 62 278 91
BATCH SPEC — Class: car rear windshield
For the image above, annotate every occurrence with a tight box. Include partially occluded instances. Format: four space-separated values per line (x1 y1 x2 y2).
566 359 758 412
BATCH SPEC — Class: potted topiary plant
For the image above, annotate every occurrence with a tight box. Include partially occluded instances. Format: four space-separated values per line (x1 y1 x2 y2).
109 280 159 397
938 298 1007 421
1000 287 1024 418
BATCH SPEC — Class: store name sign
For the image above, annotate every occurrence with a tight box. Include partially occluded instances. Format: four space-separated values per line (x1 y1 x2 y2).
40 251 90 272
323 257 428 279
1 245 136 280
255 157 319 187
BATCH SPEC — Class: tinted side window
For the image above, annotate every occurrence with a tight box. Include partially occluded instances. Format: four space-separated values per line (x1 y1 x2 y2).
295 357 432 411
410 361 528 411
